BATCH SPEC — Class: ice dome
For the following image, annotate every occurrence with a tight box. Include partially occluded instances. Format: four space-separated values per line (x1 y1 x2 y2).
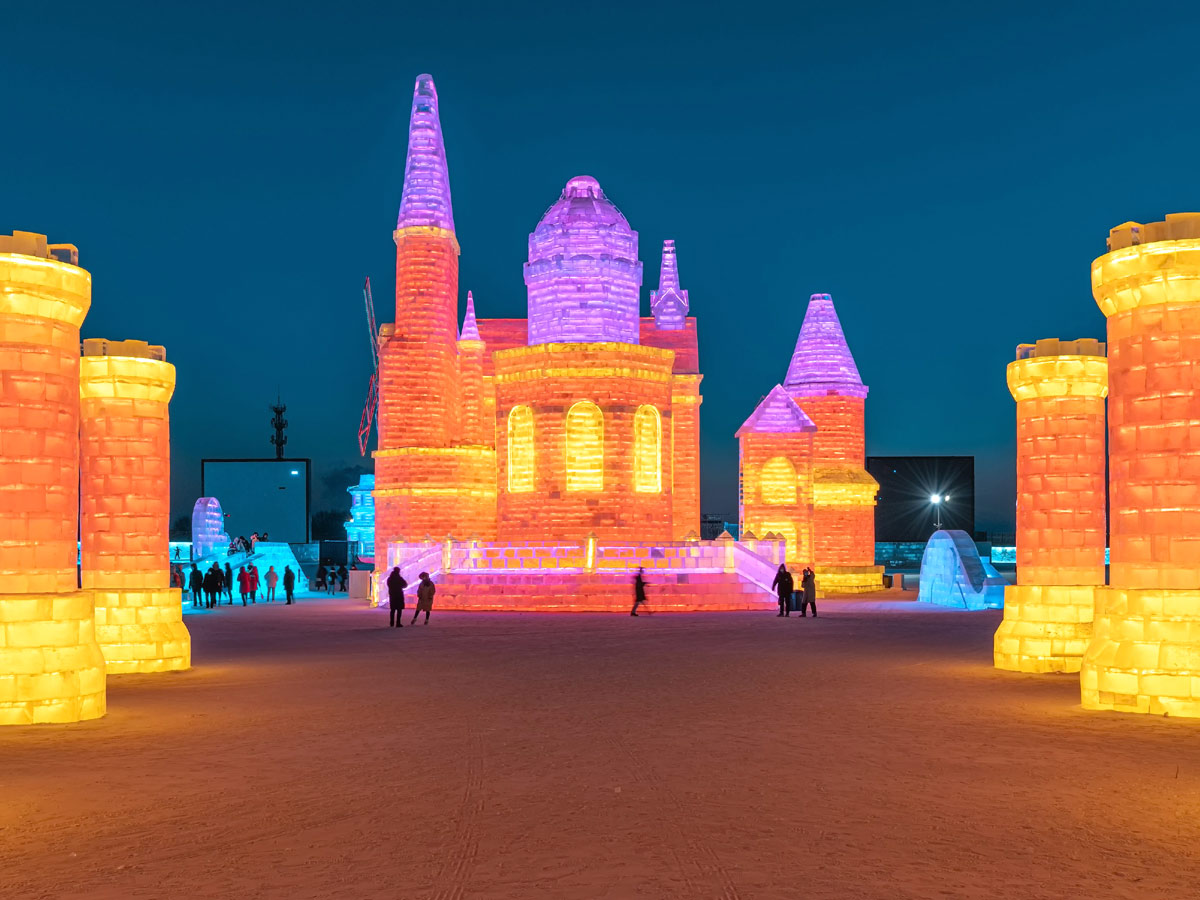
524 176 643 346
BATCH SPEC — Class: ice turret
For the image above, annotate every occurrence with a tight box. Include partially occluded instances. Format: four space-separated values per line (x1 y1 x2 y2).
396 74 455 233
784 293 867 399
650 239 688 330
525 175 643 346
460 290 481 341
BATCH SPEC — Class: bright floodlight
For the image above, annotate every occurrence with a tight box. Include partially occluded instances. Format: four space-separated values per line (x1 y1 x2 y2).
944 495 950 502
930 494 941 504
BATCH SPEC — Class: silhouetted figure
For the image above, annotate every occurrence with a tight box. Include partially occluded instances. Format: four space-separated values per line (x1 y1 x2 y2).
412 572 435 624
265 565 278 602
237 566 250 605
337 564 348 592
202 565 217 608
248 563 259 602
771 564 794 617
631 568 649 616
283 566 296 604
315 565 327 592
224 562 234 604
189 564 203 607
386 567 408 627
799 568 817 617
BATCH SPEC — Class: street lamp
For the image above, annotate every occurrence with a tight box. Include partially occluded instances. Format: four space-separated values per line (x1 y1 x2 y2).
930 494 950 530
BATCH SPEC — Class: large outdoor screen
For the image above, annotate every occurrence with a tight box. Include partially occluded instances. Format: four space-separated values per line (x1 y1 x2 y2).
201 459 310 544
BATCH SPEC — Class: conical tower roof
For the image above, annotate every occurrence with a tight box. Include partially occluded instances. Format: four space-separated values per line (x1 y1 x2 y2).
459 291 481 341
736 385 817 436
784 293 866 398
397 74 455 232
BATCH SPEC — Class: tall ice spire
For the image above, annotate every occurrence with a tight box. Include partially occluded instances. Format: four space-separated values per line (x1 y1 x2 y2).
784 293 866 397
460 290 481 341
396 74 455 232
650 239 688 330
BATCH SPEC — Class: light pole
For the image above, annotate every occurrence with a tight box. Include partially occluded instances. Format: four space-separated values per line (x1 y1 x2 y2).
930 494 951 531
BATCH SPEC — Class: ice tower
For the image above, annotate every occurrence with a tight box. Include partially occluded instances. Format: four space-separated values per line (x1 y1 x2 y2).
1082 214 1200 716
994 339 1108 674
782 294 882 592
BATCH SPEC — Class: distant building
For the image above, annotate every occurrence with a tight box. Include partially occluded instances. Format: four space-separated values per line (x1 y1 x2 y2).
866 456 975 542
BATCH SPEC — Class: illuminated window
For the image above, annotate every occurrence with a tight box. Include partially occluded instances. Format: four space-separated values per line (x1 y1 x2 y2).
566 401 604 491
761 457 797 505
507 405 535 492
633 405 661 493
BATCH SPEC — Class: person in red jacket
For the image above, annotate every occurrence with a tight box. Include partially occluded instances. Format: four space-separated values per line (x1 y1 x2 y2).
247 563 260 602
237 566 251 606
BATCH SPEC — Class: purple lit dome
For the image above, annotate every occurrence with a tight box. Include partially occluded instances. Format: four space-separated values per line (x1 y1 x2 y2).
524 176 643 346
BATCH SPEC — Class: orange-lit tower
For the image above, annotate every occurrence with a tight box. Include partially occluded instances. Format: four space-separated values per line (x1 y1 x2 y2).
737 386 817 565
0 231 106 724
374 75 496 547
784 294 883 592
1082 214 1200 716
80 339 190 673
994 338 1107 674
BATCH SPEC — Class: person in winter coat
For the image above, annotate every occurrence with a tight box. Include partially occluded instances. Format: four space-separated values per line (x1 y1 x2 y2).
337 564 349 592
189 564 203 607
237 566 250 605
385 567 408 627
630 568 650 616
411 572 435 624
265 566 279 602
771 564 794 617
799 568 818 617
202 565 217 608
315 565 327 592
247 563 260 602
283 566 296 604
224 562 234 604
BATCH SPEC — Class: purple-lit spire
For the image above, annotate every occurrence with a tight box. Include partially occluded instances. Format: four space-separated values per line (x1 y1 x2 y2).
650 239 688 330
783 293 867 398
396 74 455 232
736 385 817 436
459 290 481 341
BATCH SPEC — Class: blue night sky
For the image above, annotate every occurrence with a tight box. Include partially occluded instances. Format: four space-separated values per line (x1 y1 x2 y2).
5 0 1198 529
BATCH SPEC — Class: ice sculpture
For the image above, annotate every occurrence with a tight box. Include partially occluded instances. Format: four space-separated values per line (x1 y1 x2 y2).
525 176 643 346
918 530 1006 610
345 474 376 560
650 240 688 331
0 232 106 724
191 497 229 560
994 339 1107 674
80 339 190 673
1082 213 1200 716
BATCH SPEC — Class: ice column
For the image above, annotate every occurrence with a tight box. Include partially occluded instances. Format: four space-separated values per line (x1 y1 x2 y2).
994 338 1107 674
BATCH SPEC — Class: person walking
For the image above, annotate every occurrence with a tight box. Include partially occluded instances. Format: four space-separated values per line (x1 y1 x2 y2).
412 572 435 624
337 564 349 592
771 563 794 617
630 567 650 616
799 568 818 617
237 566 250 605
265 565 278 602
315 564 327 592
189 564 203 608
386 567 408 627
224 562 234 604
202 565 216 608
247 562 260 603
283 566 296 604
326 564 337 595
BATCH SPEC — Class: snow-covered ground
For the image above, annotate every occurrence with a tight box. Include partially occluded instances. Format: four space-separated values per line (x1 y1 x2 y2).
3 595 1199 898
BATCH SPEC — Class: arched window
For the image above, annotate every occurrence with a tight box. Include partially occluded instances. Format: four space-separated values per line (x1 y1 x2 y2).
507 405 535 492
565 401 604 491
760 457 797 505
633 405 662 493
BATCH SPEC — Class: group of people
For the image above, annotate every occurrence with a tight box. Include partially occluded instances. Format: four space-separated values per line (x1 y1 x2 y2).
227 531 269 556
314 564 349 594
174 561 296 607
384 568 437 626
772 564 817 617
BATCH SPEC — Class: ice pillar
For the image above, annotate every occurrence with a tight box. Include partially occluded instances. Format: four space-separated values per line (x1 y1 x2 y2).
80 339 190 673
0 232 106 724
994 339 1107 674
1082 214 1200 715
